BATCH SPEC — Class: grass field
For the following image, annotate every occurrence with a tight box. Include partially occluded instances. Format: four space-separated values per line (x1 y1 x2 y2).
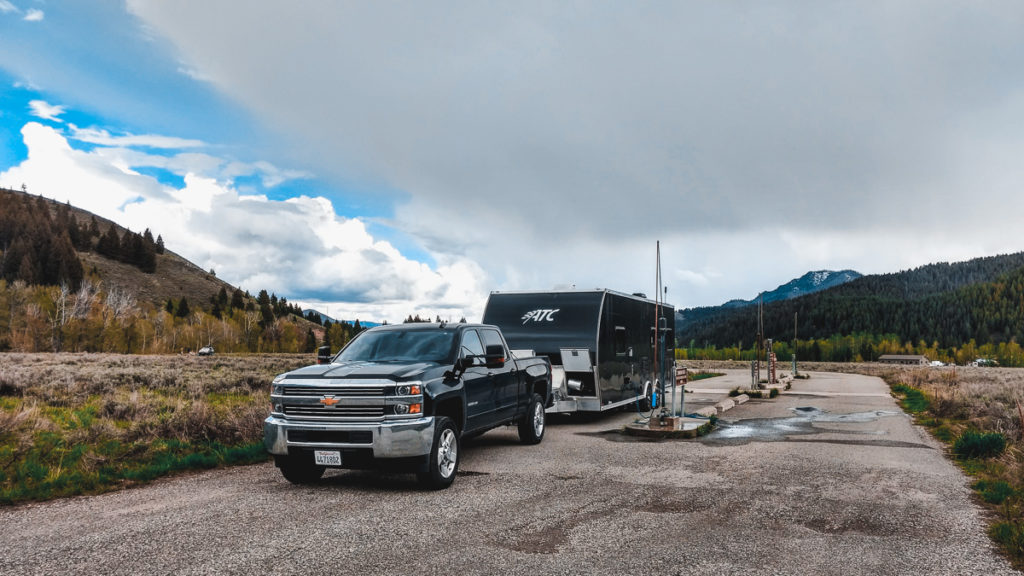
0 353 309 504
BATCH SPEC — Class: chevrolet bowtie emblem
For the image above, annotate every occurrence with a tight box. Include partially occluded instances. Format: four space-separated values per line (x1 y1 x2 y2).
320 396 340 406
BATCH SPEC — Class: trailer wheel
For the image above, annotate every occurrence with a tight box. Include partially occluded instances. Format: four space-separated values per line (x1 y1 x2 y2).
418 417 460 490
277 455 325 484
518 393 546 445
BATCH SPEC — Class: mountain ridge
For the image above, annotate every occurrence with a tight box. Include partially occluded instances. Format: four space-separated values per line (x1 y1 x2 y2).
678 252 1024 348
721 269 863 308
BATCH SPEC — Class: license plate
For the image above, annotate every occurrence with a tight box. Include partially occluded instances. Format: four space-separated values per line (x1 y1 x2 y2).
314 450 342 466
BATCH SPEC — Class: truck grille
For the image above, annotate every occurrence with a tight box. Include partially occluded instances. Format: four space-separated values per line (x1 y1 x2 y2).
283 404 386 418
281 386 385 396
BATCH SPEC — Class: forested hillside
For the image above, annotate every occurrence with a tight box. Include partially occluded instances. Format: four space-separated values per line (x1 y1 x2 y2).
678 253 1024 365
0 188 364 354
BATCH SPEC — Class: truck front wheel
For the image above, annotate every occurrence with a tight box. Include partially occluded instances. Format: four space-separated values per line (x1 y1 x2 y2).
418 417 460 490
277 455 325 484
518 393 546 445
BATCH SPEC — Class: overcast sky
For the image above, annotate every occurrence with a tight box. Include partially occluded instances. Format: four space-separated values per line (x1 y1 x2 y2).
2 2 1023 323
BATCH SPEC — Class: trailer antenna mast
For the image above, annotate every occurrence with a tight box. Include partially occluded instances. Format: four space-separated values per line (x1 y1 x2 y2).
655 241 665 420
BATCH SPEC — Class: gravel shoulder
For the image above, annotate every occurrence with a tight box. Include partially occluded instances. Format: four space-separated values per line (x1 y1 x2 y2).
1 370 1018 575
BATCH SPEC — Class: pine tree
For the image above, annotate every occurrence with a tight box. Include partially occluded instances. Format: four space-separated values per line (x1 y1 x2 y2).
175 297 191 318
97 226 121 259
231 288 245 309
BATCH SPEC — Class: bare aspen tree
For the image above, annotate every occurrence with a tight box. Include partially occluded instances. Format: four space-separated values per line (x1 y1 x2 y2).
47 283 70 351
244 310 260 351
70 278 99 319
105 287 137 325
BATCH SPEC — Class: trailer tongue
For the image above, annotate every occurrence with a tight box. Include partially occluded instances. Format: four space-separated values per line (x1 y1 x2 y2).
482 289 675 413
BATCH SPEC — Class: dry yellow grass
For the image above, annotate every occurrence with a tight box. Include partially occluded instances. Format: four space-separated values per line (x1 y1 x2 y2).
0 352 311 503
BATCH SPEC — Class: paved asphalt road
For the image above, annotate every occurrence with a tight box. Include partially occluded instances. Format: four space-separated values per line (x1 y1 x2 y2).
1 370 1018 575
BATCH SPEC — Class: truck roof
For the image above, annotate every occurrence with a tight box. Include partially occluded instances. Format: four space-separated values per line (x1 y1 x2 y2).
367 322 496 332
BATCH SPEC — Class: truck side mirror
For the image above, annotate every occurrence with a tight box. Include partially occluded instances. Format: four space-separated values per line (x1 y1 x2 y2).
317 346 332 365
484 344 506 369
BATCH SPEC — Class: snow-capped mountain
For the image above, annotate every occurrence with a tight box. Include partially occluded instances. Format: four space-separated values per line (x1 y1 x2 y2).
721 270 862 308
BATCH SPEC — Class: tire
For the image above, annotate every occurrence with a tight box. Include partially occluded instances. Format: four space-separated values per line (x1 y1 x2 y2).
637 394 652 412
277 455 325 484
418 417 460 490
518 393 546 445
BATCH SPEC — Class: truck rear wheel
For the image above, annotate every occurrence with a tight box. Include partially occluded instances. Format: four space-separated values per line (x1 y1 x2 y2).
418 417 460 490
518 393 546 445
277 455 325 484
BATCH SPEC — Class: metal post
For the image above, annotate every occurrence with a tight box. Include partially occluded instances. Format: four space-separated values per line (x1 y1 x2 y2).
680 363 685 418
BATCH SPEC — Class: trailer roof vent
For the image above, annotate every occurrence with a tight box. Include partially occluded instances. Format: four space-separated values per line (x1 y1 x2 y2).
632 292 647 298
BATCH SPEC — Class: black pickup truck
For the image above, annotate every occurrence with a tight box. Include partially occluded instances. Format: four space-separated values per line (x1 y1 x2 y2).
264 322 552 489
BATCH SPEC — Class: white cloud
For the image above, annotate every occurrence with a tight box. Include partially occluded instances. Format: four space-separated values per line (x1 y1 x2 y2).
177 66 213 83
28 100 65 122
68 125 205 149
123 2 1024 308
0 122 488 323
0 1 17 14
23 7 41 21
88 145 310 191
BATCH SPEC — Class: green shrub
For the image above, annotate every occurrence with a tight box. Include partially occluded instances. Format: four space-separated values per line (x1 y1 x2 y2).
689 371 724 382
954 430 1007 459
891 383 929 413
974 480 1015 505
933 425 954 443
990 522 1024 557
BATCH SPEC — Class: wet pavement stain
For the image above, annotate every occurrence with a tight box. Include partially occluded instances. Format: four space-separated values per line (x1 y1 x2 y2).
701 406 907 446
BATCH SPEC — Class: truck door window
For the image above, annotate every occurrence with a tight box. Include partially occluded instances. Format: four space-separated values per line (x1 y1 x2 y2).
461 330 485 358
480 329 506 356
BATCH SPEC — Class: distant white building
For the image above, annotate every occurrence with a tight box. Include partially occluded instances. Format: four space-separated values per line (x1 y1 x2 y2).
878 354 929 366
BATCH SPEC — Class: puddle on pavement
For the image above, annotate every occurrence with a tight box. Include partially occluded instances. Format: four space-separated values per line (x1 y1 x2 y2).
702 406 901 445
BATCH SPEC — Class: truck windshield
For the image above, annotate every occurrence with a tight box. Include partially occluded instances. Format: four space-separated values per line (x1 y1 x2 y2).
337 329 458 364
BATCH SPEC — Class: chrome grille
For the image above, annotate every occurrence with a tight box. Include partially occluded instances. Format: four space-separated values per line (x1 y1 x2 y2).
281 386 385 396
283 404 385 418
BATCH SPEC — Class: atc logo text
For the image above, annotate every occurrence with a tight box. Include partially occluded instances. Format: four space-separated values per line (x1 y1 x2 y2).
521 309 560 324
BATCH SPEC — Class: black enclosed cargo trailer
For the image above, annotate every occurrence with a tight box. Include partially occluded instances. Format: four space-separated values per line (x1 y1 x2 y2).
482 289 675 413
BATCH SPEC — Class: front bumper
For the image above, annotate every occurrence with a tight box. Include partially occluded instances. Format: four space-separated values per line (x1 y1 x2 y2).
263 415 435 459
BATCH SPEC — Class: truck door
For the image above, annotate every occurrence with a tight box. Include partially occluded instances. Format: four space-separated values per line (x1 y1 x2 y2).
481 328 519 421
460 329 494 432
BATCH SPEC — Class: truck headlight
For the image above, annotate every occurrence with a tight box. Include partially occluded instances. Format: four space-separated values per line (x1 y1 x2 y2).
393 403 422 415
396 384 422 396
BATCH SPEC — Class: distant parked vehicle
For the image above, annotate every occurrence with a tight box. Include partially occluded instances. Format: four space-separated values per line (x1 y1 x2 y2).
197 346 215 356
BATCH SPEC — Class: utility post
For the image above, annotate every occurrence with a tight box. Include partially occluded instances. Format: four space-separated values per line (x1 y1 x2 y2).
792 312 798 377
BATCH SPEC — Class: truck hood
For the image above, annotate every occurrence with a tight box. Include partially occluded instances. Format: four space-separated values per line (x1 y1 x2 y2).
281 361 440 381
